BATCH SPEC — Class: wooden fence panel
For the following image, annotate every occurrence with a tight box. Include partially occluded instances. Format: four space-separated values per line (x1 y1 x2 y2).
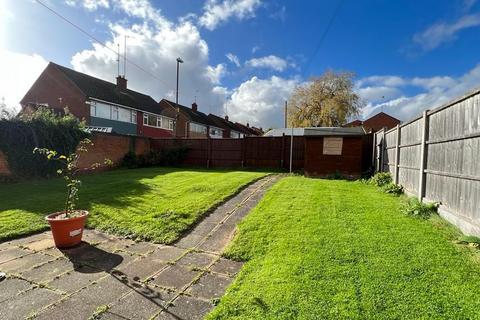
374 89 480 235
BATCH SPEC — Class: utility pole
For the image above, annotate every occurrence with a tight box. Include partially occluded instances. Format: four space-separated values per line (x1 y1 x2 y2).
284 100 288 128
117 44 120 77
176 57 184 110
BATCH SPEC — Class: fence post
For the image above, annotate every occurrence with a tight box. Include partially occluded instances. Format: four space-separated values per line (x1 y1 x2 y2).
372 132 376 172
207 137 211 168
394 124 401 184
418 110 429 201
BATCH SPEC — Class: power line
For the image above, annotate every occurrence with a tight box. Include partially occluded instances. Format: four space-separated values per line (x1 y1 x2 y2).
35 0 173 91
302 0 345 77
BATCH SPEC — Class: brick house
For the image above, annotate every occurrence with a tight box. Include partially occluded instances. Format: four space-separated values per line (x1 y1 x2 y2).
21 62 175 138
158 99 254 139
344 112 400 132
207 114 245 138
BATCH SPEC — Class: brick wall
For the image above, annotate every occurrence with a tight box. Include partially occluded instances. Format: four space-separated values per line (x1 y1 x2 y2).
77 133 150 171
20 63 89 122
0 151 11 176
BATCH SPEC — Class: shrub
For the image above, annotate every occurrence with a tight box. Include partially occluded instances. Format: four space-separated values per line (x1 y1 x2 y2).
401 198 439 219
0 107 88 178
369 172 392 187
382 183 404 196
121 146 190 169
121 151 138 169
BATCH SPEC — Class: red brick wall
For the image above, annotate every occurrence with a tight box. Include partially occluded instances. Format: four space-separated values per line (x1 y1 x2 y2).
363 113 400 132
77 133 150 170
20 63 90 123
0 151 11 176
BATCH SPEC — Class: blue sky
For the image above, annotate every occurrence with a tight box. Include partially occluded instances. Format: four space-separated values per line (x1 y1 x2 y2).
1 0 480 127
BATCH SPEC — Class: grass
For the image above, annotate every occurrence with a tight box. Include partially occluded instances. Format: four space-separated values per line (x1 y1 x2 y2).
0 167 267 243
208 177 480 319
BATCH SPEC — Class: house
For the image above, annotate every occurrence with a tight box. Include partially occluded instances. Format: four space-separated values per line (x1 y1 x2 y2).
207 114 246 138
21 62 175 138
159 99 225 138
234 122 264 137
344 112 400 132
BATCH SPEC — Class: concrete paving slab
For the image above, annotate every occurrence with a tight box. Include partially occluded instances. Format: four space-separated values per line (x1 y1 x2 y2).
210 258 243 276
186 273 233 300
152 265 201 290
0 247 32 264
46 265 107 294
0 287 62 320
176 252 217 269
166 295 213 320
20 258 73 283
0 252 53 274
0 277 33 303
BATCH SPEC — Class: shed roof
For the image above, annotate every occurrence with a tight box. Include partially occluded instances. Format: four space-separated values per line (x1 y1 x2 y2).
264 127 366 137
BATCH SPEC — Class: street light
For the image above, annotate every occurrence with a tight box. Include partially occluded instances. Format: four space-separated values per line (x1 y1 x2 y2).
176 57 184 110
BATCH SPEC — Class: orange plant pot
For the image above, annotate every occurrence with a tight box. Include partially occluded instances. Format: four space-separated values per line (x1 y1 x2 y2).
45 210 89 248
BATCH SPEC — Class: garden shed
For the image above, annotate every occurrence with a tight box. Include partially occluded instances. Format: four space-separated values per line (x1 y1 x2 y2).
265 127 369 178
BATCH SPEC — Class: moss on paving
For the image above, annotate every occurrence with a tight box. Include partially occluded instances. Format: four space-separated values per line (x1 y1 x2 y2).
208 177 480 319
0 167 266 243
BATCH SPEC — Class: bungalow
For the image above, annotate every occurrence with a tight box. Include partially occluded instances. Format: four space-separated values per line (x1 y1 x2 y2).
20 62 175 138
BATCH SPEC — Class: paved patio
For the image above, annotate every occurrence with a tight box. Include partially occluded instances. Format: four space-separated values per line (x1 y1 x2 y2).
0 175 278 320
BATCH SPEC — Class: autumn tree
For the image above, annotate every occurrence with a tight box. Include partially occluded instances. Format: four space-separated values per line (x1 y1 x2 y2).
288 71 363 127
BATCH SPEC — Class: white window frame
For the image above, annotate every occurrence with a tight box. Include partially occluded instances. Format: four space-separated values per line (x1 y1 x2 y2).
131 111 137 123
143 113 148 125
111 106 119 120
90 102 96 117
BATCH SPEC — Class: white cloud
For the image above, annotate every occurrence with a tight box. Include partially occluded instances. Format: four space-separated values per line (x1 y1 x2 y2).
413 13 480 51
199 0 261 30
226 76 299 128
0 49 48 114
357 64 480 121
71 8 226 115
226 53 240 67
65 0 110 11
245 55 290 72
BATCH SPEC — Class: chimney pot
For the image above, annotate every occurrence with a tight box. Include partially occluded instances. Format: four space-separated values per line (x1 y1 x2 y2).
116 76 127 91
225 115 229 121
247 123 250 127
191 102 198 112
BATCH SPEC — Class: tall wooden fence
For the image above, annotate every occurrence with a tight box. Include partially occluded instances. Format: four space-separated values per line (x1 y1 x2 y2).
151 136 305 170
374 88 480 235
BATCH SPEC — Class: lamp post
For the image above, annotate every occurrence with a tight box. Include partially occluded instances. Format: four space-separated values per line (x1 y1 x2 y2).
176 57 184 110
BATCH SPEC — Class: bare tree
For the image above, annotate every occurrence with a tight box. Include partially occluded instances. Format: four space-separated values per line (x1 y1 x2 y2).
288 71 363 127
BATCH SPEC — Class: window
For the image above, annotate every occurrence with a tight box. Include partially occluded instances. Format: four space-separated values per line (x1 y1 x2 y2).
210 127 223 138
190 122 207 134
230 131 241 138
111 106 119 120
90 100 136 124
157 117 162 128
96 103 111 119
90 102 96 116
168 119 174 130
143 113 148 125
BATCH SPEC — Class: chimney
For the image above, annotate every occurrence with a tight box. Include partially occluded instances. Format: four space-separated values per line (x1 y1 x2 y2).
191 102 198 112
225 115 229 121
116 76 127 91
247 123 250 128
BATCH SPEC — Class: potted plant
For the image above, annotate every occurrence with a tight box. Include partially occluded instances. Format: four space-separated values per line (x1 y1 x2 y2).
34 138 111 248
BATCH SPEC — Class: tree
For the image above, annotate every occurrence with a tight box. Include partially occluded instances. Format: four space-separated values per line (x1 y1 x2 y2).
0 98 16 120
288 71 363 127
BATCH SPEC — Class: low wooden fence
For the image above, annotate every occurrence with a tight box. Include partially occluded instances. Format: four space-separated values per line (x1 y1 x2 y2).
374 88 480 235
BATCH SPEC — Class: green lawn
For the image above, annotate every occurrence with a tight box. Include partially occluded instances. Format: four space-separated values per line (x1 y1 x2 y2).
208 177 480 319
0 168 267 243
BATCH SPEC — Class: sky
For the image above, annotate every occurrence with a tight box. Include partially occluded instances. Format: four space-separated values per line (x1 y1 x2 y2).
1 0 480 128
